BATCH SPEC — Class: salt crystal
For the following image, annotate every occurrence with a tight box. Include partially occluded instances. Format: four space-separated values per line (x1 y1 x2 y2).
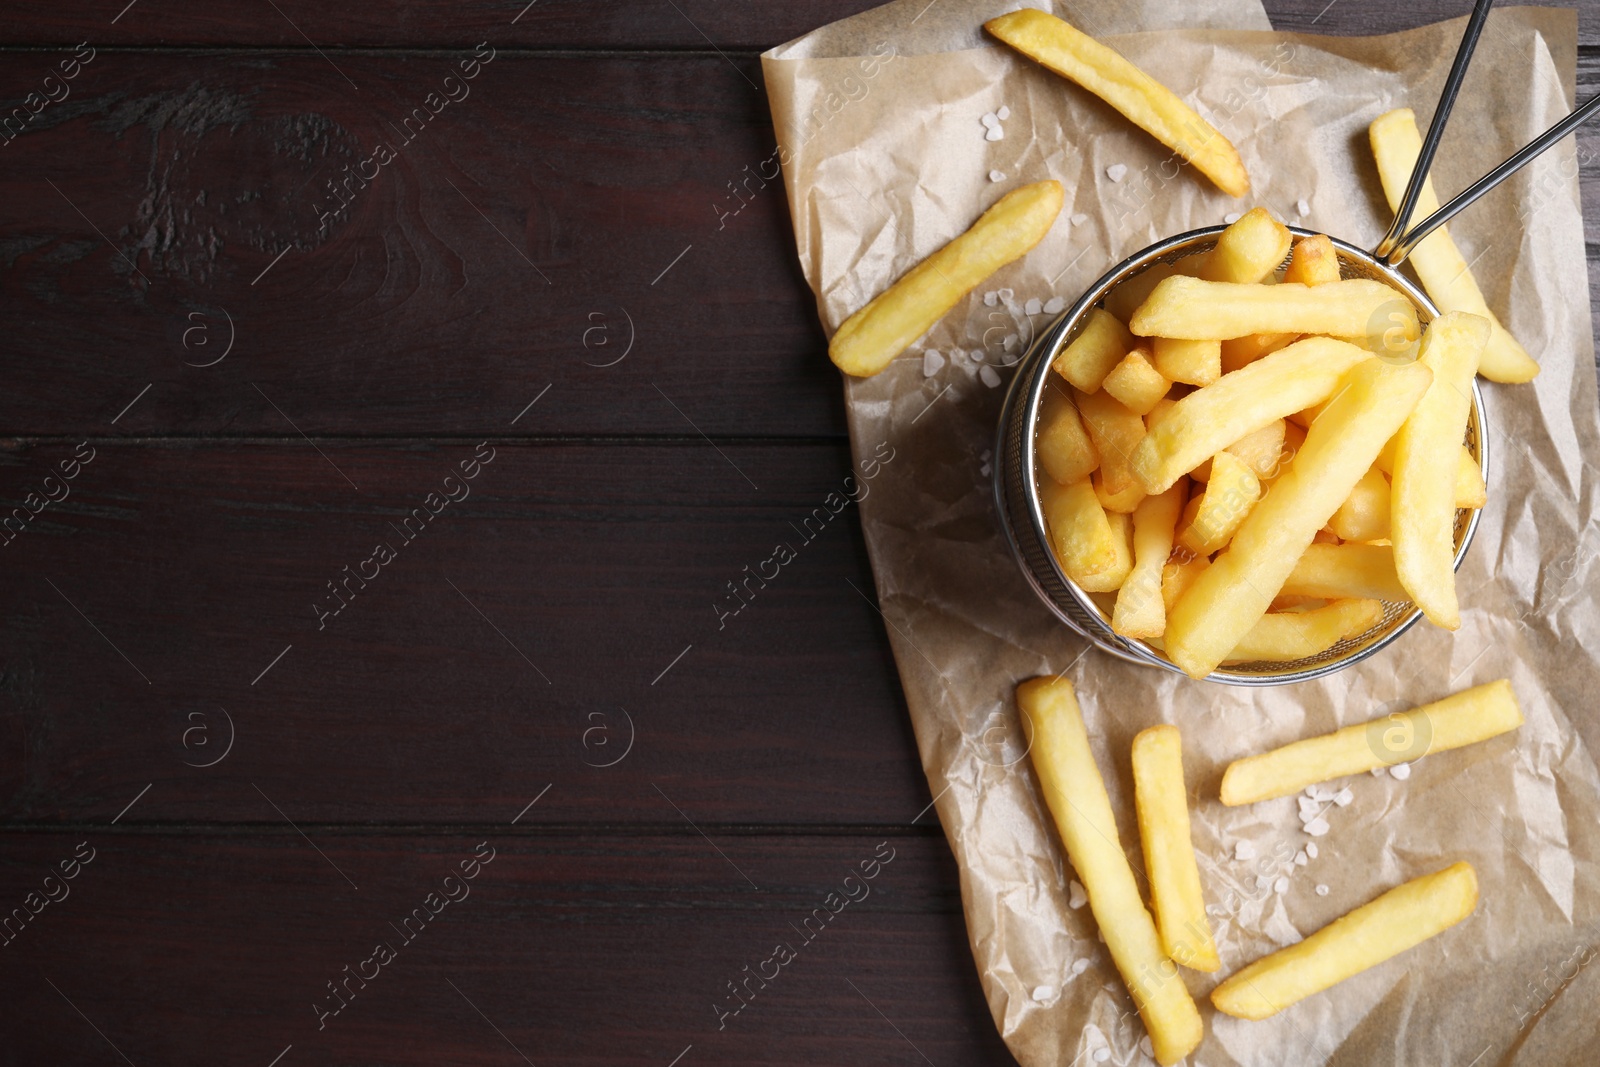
980 365 1002 388
989 170 1006 183
1297 198 1311 217
999 288 1013 300
1069 213 1090 226
981 112 1000 128
1224 211 1243 224
1315 884 1330 896
970 348 986 363
1371 766 1388 778
1390 762 1412 780
1234 840 1257 861
997 105 1011 120
1043 297 1066 314
1274 876 1289 894
1071 958 1090 975
1294 851 1308 866
1306 842 1319 859
923 350 945 377
1025 297 1043 316
985 127 1004 142
1032 985 1054 1002
1106 163 1128 182
983 291 999 307
1255 874 1271 890
979 464 991 477
1094 1050 1111 1063
1140 1036 1155 1058
1069 880 1088 908
1003 333 1018 350
1305 817 1330 837
1297 796 1320 818
1333 788 1354 807
1307 784 1336 802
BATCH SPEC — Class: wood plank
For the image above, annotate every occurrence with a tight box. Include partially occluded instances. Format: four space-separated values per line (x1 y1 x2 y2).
0 50 842 438
0 439 935 826
0 831 1018 1065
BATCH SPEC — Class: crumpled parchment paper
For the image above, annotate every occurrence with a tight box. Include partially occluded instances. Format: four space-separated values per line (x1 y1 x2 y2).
763 2 1600 1064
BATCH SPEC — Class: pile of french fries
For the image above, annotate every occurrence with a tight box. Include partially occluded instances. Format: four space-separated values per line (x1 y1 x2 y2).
1040 206 1498 679
1020 674 1521 1062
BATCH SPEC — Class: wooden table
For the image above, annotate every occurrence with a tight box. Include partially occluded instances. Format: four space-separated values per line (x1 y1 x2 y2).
1 2 1594 1063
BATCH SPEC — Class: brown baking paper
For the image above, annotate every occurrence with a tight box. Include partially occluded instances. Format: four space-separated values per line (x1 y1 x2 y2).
763 2 1600 1064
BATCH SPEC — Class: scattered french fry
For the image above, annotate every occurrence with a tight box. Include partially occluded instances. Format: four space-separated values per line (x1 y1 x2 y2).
1177 452 1259 556
1130 276 1414 341
1219 679 1523 805
1369 108 1539 382
1391 312 1490 629
1103 347 1171 415
1131 725 1220 972
1223 598 1384 664
985 9 1248 198
1282 233 1342 286
1151 336 1221 386
1163 358 1433 679
829 181 1064 377
1055 307 1137 392
1211 862 1479 1020
1114 482 1187 638
1038 382 1100 485
1130 337 1369 494
1017 677 1205 1064
1280 543 1409 602
1328 464 1391 543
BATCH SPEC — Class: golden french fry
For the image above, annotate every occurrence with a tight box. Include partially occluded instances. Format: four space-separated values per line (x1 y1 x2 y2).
1151 336 1221 386
1131 725 1220 973
829 181 1063 377
1145 396 1179 432
1102 347 1171 415
1282 233 1342 286
985 9 1248 198
1086 511 1135 593
1041 477 1120 586
1038 382 1100 485
1328 464 1391 542
1130 276 1414 341
1017 677 1205 1064
1130 337 1369 494
1220 679 1522 805
1161 554 1209 611
1281 543 1409 602
1392 312 1490 629
1375 439 1484 509
1370 109 1538 382
1164 359 1433 678
1094 467 1147 514
1055 307 1136 393
1177 452 1259 556
1223 418 1288 480
1076 387 1147 496
1212 862 1479 1020
1114 482 1187 638
1223 599 1383 663
1199 207 1291 283
1220 330 1297 374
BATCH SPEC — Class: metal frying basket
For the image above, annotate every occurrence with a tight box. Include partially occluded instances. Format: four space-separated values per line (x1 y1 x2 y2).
993 227 1487 687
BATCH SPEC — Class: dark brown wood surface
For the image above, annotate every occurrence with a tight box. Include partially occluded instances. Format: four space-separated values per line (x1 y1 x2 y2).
1 2 1595 1065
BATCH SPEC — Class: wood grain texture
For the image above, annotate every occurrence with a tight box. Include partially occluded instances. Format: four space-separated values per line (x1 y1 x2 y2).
0 832 1018 1066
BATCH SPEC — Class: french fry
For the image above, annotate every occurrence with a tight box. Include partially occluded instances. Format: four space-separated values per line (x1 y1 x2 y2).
1103 347 1171 415
1094 467 1147 514
1038 382 1100 485
1130 337 1369 494
1145 396 1180 431
1222 599 1383 664
1161 554 1208 612
1130 276 1414 341
1131 725 1220 972
1177 452 1259 556
1375 439 1485 510
1220 330 1297 374
1223 419 1288 480
829 181 1064 377
1055 308 1136 392
1280 543 1409 602
1282 233 1342 286
1199 207 1292 283
1211 863 1479 1020
1076 387 1147 496
1040 477 1120 587
1163 359 1433 679
1104 261 1187 323
1392 312 1490 629
1114 482 1187 638
985 9 1248 198
1219 679 1522 805
1370 109 1539 382
1017 677 1205 1064
1328 464 1391 542
1151 336 1221 386
1088 511 1135 593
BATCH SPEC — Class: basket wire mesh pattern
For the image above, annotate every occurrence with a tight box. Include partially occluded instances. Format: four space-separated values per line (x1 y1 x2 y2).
994 226 1488 687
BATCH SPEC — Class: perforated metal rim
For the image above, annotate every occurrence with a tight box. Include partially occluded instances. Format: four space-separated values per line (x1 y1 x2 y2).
994 225 1489 687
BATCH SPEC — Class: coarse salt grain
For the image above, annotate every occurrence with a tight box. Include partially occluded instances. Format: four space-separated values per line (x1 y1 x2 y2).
1070 213 1090 226
1298 796 1320 818
971 348 986 363
999 288 1013 300
1071 958 1090 976
923 350 945 377
1316 884 1330 896
1224 211 1243 224
997 105 1011 120
1334 788 1354 807
1255 874 1271 890
1032 985 1054 1002
1274 876 1289 894
1234 840 1257 861
1025 297 1043 316
981 112 1000 128
983 291 999 307
1106 163 1128 182
1043 297 1066 314
989 170 1006 183
1305 817 1330 837
979 365 1002 388
1306 842 1318 859
1069 880 1088 908
1297 198 1311 217
1094 1050 1110 1063
1390 762 1412 780
985 127 1004 142
1295 850 1308 866
1371 766 1388 778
